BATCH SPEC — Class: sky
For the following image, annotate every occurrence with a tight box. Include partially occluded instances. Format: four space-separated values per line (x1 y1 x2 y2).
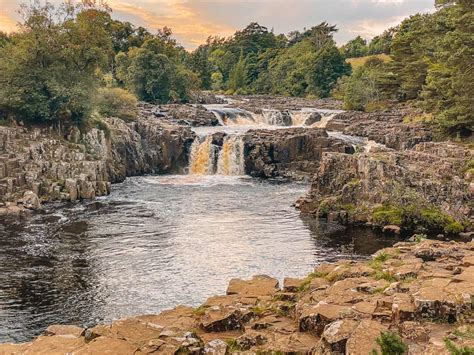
0 0 435 49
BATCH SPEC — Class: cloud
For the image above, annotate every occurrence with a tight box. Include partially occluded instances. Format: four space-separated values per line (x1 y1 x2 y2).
109 0 236 47
0 0 435 48
0 13 18 33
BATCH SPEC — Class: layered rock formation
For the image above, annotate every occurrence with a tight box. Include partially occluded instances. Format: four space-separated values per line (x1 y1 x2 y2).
1 240 472 354
296 141 473 234
0 111 194 214
243 128 355 179
326 110 433 150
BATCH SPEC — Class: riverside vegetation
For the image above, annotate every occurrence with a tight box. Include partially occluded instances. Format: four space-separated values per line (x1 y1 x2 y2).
0 0 473 354
0 0 472 136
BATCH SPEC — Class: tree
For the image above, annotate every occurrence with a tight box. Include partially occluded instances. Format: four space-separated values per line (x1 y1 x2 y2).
211 72 224 91
368 28 396 55
188 44 213 89
107 20 152 54
228 50 247 92
341 36 368 58
0 1 112 124
116 38 198 103
391 14 434 100
420 1 474 135
232 22 279 57
0 32 9 47
307 42 351 97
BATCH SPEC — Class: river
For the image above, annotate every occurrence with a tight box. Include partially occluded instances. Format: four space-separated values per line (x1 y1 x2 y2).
0 105 399 343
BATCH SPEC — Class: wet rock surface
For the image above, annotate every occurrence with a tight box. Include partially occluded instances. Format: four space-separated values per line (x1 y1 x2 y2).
1 240 472 354
154 104 220 127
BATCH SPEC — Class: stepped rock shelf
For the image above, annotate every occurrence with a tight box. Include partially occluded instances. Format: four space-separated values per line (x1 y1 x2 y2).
1 239 473 354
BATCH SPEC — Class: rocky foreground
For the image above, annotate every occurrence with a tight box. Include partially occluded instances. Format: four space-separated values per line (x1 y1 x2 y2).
1 239 473 354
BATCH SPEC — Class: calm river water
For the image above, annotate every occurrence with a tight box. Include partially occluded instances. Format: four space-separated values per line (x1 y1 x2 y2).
0 175 399 342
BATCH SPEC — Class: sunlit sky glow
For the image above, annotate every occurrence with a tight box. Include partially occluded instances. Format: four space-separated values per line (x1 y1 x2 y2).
0 0 434 49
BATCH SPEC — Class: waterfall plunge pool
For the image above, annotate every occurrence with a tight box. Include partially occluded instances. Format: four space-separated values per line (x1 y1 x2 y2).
0 175 400 343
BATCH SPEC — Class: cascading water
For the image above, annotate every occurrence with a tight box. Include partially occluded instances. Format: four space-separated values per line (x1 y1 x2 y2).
204 105 255 126
188 135 245 176
189 136 216 175
203 104 343 128
217 136 245 175
190 103 346 176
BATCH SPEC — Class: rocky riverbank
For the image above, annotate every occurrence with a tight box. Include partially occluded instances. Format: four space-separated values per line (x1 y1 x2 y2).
231 95 344 112
1 239 472 354
0 108 194 214
296 139 473 236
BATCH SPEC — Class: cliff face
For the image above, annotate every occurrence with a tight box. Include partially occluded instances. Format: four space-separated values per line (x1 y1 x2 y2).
296 141 473 234
1 240 472 354
0 112 194 213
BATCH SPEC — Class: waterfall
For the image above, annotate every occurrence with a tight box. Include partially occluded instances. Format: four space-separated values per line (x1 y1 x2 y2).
189 136 217 175
204 105 255 126
311 114 334 128
202 104 344 128
188 135 245 176
260 109 292 126
217 136 245 175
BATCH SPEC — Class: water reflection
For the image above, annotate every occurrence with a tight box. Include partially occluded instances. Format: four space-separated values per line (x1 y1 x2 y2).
0 175 400 342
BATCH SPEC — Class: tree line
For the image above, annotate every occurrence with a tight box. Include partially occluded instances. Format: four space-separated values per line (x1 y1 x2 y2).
336 0 473 135
0 0 471 136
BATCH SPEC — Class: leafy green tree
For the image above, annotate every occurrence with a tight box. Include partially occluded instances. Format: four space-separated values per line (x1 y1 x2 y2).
107 20 152 54
0 1 112 124
116 38 198 103
420 1 474 135
307 42 351 97
232 23 280 57
338 57 397 111
117 41 175 102
268 26 349 98
341 36 368 58
0 32 9 47
211 72 224 91
188 44 213 89
368 28 396 55
391 14 434 100
228 51 247 92
268 41 311 96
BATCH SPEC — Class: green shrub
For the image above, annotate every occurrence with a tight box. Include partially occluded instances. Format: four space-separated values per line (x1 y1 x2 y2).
372 331 408 355
372 204 465 234
444 221 465 235
372 206 404 226
95 88 138 121
444 339 474 355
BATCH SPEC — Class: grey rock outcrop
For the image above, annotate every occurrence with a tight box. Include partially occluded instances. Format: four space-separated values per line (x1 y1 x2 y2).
296 141 473 232
0 107 194 212
242 128 355 179
326 110 433 150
